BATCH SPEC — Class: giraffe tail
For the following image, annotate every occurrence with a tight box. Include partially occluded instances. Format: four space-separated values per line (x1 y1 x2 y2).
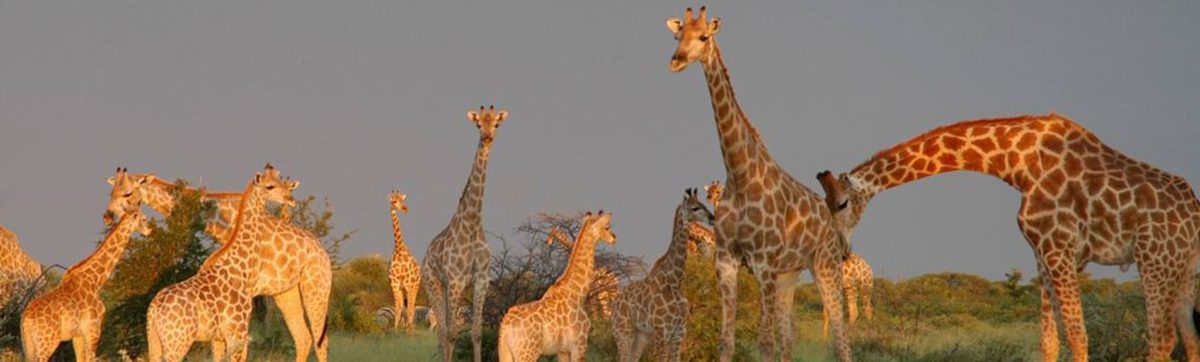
317 316 329 351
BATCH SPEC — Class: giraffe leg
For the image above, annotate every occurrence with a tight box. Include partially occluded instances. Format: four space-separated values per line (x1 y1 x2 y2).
752 268 778 360
272 288 313 362
441 278 467 362
1138 255 1183 361
470 265 489 362
714 247 739 362
211 340 226 362
1034 261 1061 362
1174 259 1200 361
862 278 874 320
845 281 859 325
391 281 405 330
612 301 636 362
301 266 333 362
663 305 687 362
822 308 830 339
72 335 90 362
572 324 590 362
814 258 851 362
85 315 103 362
774 271 799 361
406 285 420 333
1041 253 1087 362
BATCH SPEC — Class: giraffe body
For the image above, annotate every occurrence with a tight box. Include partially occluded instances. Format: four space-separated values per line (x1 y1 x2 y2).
423 106 506 362
20 209 151 362
545 227 620 319
820 114 1200 361
666 7 852 361
387 190 421 330
822 253 873 338
146 165 330 362
612 189 713 362
0 225 42 306
498 212 618 362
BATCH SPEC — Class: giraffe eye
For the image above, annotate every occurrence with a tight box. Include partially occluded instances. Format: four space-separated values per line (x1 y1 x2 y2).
837 200 849 211
699 35 710 41
123 192 133 198
266 185 276 190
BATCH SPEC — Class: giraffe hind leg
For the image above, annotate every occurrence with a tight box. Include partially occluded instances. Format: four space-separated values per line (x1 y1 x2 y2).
1174 266 1199 361
273 287 313 362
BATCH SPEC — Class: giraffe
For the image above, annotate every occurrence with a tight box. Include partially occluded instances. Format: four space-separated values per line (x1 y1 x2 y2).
822 253 873 338
0 224 42 306
423 105 507 362
817 113 1200 361
545 227 620 319
103 167 294 244
20 208 152 362
497 211 618 362
612 188 714 362
145 164 332 362
387 189 421 331
666 7 852 361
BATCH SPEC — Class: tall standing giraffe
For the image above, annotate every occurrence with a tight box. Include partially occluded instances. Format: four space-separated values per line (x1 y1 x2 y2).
822 253 873 338
0 224 42 306
612 189 713 362
818 113 1200 361
666 7 851 361
103 167 294 243
387 190 421 331
497 211 618 362
423 105 507 362
20 208 152 362
145 165 331 362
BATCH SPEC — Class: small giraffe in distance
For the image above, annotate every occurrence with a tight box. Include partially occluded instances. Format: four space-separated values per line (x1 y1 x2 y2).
497 211 618 362
611 188 714 362
387 189 421 331
20 208 152 362
822 253 874 338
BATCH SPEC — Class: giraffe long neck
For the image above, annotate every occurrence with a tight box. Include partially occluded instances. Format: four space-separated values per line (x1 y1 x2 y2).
848 116 1073 197
453 139 492 224
63 214 139 290
701 42 779 192
545 232 599 304
391 210 410 255
201 181 266 282
648 208 693 288
143 181 182 217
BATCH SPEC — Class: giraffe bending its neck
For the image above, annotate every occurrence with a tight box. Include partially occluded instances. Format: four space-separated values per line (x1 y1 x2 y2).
146 164 331 362
545 226 620 319
613 189 713 362
21 209 151 362
424 105 507 362
667 7 852 361
0 224 42 306
104 167 295 243
820 113 1200 361
498 211 618 362
388 190 421 331
822 253 873 338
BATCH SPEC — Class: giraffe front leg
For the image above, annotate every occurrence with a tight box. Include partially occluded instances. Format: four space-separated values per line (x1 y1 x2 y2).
1137 254 1184 361
406 284 421 333
1040 252 1087 362
470 264 489 362
714 246 739 362
862 278 874 320
1035 262 1061 362
774 272 800 361
390 279 405 330
814 258 851 362
211 340 227 362
752 268 778 361
845 281 859 324
1174 258 1200 362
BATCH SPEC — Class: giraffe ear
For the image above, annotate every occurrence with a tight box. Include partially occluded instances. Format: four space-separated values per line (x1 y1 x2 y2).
399 193 406 200
254 173 264 185
467 111 480 124
107 176 117 186
286 180 300 191
666 18 683 34
496 110 508 124
708 17 721 35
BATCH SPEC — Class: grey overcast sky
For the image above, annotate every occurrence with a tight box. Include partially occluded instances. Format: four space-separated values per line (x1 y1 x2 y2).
1 1 1197 281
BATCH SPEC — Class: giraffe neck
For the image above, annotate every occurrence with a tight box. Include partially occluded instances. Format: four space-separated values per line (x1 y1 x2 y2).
201 181 266 281
648 208 693 288
63 214 139 290
143 180 183 216
545 232 599 304
391 209 410 255
452 139 493 224
848 115 1067 198
700 42 779 191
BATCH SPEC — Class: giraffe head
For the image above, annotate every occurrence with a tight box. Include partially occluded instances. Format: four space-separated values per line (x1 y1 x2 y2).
704 180 723 208
255 163 300 207
666 6 721 72
388 190 409 214
104 167 155 226
680 188 715 227
816 170 875 241
123 207 154 237
580 211 618 245
467 105 508 145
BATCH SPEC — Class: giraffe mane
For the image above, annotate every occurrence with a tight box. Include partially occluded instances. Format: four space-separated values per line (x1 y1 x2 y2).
201 180 255 269
851 113 1067 173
